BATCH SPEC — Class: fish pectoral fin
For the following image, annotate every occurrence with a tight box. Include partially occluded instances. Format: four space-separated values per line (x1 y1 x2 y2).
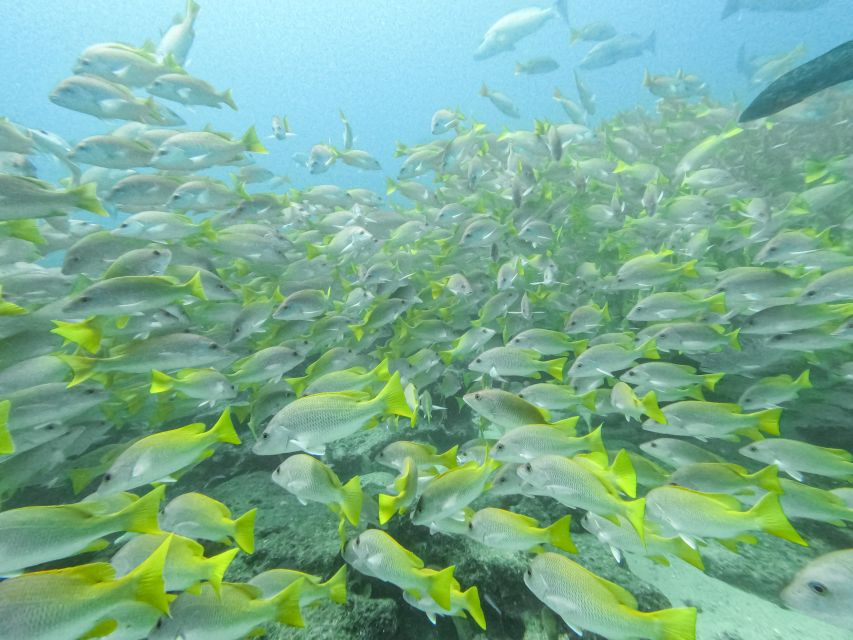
79 618 118 639
131 450 155 478
81 538 111 553
775 460 803 481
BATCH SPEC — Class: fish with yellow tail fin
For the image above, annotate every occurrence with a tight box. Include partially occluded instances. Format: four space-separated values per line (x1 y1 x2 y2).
148 579 305 640
645 485 808 549
403 573 486 630
378 456 418 524
410 457 501 527
525 552 697 640
467 507 576 553
253 371 415 456
517 454 646 543
111 532 238 595
272 453 363 527
96 409 240 495
0 485 165 574
376 441 458 473
250 565 347 607
493 423 605 463
0 399 13 455
160 492 257 553
343 529 456 610
0 535 171 640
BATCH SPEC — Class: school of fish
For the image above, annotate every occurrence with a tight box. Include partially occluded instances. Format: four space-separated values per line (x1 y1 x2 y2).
0 1 851 639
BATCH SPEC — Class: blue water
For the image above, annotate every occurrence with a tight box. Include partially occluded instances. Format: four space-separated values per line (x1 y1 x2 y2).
1 0 849 193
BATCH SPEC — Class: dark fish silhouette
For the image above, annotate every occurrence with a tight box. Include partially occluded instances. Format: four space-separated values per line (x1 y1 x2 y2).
740 39 853 122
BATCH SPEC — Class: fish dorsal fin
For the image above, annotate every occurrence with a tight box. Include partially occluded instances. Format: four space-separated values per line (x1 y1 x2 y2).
823 447 853 461
681 486 742 510
28 562 116 583
591 571 638 608
172 422 207 436
227 582 264 599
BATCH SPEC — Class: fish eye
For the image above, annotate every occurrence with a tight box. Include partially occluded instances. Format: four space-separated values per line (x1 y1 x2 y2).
354 537 360 546
155 619 163 629
805 290 816 297
474 393 481 400
495 443 504 451
467 521 473 530
747 445 759 452
649 442 657 447
262 432 269 439
627 371 636 376
808 581 827 595
576 362 584 368
152 250 161 256
78 295 91 303
209 343 219 349
119 222 129 228
274 466 280 474
525 568 532 578
103 473 112 482
475 358 482 363
768 246 777 253
523 463 532 473
84 388 96 395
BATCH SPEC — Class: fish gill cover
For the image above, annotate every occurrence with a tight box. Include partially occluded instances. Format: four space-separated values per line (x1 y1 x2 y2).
0 1 851 639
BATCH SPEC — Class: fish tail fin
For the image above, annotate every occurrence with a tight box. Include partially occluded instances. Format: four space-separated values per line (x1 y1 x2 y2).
609 449 638 497
211 408 241 444
206 547 239 596
514 63 524 75
438 444 459 468
149 369 175 394
118 535 171 614
321 565 348 604
369 357 391 381
349 323 364 342
426 565 455 610
545 357 566 380
753 407 781 436
222 88 237 111
70 466 101 494
749 492 807 546
438 349 454 364
546 515 577 553
705 292 727 315
681 259 698 278
241 126 268 154
57 353 97 387
339 475 363 526
233 507 257 553
794 369 811 389
584 424 607 455
645 30 657 53
569 29 580 44
622 498 646 545
0 400 12 455
746 465 783 494
727 328 741 350
640 338 660 360
702 372 723 391
463 586 487 630
378 493 399 525
187 0 201 19
51 318 102 353
271 578 305 627
116 485 165 534
668 538 705 570
646 606 697 640
641 390 667 424
285 375 307 397
72 182 108 216
479 83 489 97
553 0 569 23
182 271 207 300
374 371 415 423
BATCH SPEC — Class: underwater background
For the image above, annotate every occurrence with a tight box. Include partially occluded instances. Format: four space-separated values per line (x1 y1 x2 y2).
0 1 851 639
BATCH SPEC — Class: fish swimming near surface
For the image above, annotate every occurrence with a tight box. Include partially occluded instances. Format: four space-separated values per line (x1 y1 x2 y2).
740 40 853 121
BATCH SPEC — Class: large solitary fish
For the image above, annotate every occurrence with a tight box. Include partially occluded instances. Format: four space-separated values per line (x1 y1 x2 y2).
474 0 568 60
740 39 853 121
